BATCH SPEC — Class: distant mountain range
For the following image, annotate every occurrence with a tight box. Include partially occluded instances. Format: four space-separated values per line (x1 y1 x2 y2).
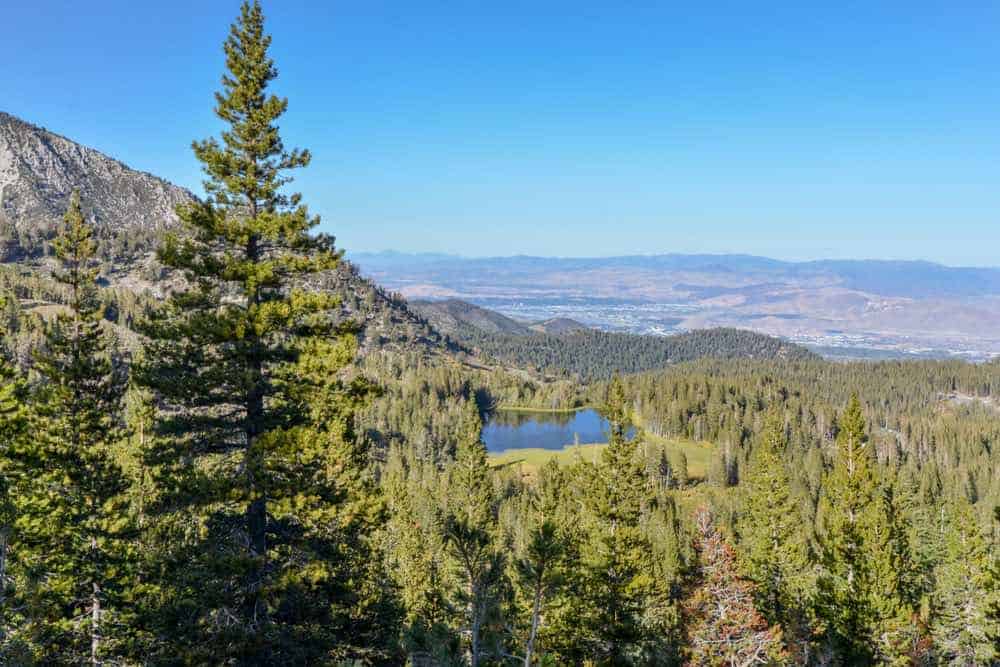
355 251 1000 299
3 108 995 363
354 251 1000 360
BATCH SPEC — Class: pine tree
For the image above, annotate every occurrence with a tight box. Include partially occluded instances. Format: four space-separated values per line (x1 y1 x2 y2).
818 394 915 664
866 476 922 662
136 2 391 659
930 497 1000 664
383 446 458 663
669 449 688 488
511 461 569 667
443 402 499 667
682 508 786 666
8 192 131 663
528 459 587 664
736 409 815 649
577 375 663 663
515 519 563 667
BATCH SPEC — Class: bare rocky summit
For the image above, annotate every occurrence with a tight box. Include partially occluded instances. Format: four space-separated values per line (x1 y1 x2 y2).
0 111 191 261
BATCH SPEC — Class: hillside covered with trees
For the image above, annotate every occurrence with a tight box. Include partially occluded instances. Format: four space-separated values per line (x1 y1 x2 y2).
454 325 818 381
0 3 997 666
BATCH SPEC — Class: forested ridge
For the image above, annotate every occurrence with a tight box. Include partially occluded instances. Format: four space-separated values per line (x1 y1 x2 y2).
409 298 817 381
451 326 818 381
0 3 998 665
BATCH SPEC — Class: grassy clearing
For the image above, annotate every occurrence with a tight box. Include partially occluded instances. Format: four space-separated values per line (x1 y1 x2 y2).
489 434 713 481
490 443 606 473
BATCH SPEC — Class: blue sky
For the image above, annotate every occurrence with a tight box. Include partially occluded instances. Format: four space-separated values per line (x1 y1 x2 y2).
4 1 999 265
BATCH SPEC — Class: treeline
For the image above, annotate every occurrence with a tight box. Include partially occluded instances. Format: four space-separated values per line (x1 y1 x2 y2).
599 358 1000 511
454 327 817 381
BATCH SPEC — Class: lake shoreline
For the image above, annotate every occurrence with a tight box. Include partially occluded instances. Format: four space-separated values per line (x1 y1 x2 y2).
493 405 592 414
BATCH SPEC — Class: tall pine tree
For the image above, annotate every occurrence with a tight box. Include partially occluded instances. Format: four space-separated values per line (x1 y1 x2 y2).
137 2 391 660
818 394 916 664
9 192 130 663
577 376 666 663
736 408 815 651
511 460 568 666
0 353 27 658
443 402 499 667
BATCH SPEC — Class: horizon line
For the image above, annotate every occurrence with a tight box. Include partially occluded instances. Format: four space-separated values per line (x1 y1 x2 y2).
348 249 1000 271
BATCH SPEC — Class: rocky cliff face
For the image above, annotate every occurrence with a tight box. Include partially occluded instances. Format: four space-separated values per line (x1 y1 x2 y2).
0 111 456 361
0 111 191 261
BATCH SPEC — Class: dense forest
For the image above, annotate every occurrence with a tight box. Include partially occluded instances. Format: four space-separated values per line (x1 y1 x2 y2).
449 327 817 381
0 3 998 665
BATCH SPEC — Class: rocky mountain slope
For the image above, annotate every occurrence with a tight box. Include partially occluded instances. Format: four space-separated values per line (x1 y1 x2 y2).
0 111 452 362
0 112 191 261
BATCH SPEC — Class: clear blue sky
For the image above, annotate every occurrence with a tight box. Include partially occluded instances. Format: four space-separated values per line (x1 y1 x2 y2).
5 1 999 265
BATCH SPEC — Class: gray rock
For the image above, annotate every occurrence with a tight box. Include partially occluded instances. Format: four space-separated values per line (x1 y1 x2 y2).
0 111 191 261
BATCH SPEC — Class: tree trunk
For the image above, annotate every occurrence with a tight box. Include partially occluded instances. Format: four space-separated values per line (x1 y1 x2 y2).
90 577 101 666
244 231 268 632
0 527 7 642
469 579 482 667
470 580 480 667
524 578 544 667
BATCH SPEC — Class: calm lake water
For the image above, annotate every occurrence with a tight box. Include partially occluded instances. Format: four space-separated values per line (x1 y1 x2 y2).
482 409 630 453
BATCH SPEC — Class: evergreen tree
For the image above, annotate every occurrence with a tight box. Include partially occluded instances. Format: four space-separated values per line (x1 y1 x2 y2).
443 402 499 667
930 497 1000 664
818 394 916 664
136 2 390 659
577 376 666 663
510 463 569 667
514 519 563 667
527 459 587 664
383 445 458 663
866 476 923 662
669 449 688 488
736 408 815 650
9 192 131 663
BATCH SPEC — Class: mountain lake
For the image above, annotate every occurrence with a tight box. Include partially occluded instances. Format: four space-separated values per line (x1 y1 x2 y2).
482 408 634 453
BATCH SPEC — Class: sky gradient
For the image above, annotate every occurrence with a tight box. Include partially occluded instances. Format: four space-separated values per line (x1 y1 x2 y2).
4 1 999 265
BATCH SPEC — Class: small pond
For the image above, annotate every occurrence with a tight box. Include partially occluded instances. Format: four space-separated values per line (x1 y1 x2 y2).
482 408 632 453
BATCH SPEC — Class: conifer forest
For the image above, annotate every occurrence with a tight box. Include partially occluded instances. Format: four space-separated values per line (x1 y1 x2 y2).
1 3 999 665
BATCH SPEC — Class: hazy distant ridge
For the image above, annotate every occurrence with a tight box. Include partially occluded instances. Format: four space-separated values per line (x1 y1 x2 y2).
353 251 1000 299
353 251 1000 360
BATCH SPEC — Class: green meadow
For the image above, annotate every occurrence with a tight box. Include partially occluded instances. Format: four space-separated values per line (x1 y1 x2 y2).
489 432 713 480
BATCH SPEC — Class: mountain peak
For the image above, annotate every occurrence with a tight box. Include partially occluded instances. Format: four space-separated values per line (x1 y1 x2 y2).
0 111 191 261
